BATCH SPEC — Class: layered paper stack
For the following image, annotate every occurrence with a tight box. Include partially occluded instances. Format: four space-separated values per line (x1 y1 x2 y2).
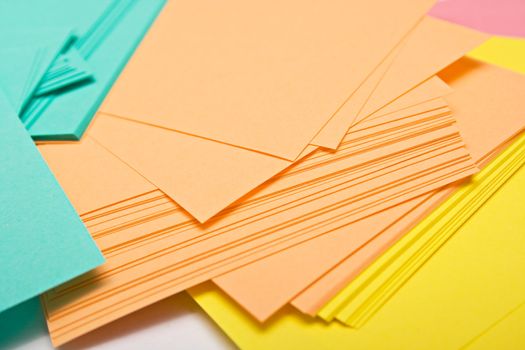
189 128 525 349
1 0 524 349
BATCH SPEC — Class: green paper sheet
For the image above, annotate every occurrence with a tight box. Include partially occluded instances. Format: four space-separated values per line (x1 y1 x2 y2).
0 91 104 313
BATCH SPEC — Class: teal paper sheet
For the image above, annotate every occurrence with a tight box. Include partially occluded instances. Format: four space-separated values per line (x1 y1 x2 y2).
0 91 104 313
0 0 166 140
0 298 46 349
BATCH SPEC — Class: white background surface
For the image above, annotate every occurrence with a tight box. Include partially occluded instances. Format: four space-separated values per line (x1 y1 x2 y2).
1 292 235 350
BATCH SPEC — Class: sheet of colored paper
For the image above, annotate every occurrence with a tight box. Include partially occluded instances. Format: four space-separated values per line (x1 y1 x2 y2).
89 114 314 223
465 300 525 349
319 132 525 325
190 160 525 349
440 58 525 161
0 91 103 313
0 27 73 113
100 0 435 160
429 0 525 37
38 136 157 215
467 36 525 74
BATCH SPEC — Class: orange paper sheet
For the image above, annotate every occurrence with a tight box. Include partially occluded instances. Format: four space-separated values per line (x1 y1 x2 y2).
100 0 435 160
39 137 156 215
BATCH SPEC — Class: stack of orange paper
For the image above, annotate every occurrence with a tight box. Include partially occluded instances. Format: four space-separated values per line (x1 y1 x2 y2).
212 58 525 321
22 0 525 347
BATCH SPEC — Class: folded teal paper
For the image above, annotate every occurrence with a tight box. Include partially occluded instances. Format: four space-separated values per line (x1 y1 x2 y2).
0 27 74 113
0 91 104 313
0 0 166 140
35 48 94 96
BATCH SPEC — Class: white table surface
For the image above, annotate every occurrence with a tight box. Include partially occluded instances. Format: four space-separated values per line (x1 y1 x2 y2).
0 292 235 350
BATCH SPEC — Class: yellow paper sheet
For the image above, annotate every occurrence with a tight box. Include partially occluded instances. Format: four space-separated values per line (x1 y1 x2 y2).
467 36 525 74
464 300 525 349
319 132 525 325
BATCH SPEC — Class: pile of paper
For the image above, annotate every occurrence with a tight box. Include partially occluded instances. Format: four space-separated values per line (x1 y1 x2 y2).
1 0 524 349
188 34 525 350
189 127 525 350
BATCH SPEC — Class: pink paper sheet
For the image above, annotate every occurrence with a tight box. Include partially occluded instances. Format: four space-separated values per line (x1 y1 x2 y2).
430 0 525 38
